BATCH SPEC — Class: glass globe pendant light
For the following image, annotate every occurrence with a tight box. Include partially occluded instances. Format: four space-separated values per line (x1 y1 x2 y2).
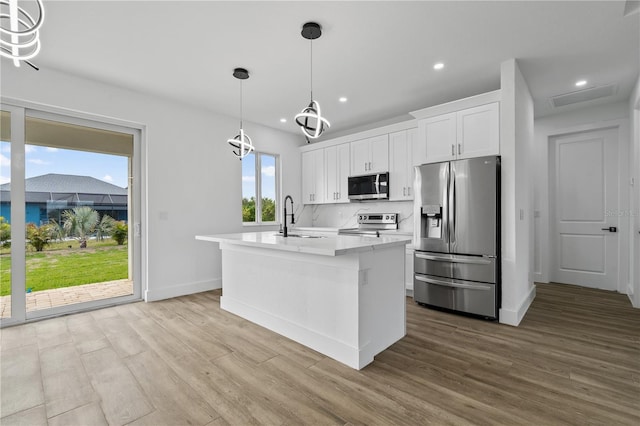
227 67 255 160
295 22 330 141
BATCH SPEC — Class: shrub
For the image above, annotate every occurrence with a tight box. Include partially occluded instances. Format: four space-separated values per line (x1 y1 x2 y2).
0 216 10 248
112 221 128 245
26 223 55 252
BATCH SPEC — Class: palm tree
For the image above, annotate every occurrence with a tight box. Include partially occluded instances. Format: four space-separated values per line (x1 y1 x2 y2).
62 206 99 248
96 214 116 241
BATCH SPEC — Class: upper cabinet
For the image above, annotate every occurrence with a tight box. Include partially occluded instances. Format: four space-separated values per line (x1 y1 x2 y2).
325 144 350 203
389 128 418 201
350 134 389 175
302 149 325 205
417 102 499 164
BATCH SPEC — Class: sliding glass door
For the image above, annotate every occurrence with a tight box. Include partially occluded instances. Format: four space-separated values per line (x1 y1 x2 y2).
0 103 142 325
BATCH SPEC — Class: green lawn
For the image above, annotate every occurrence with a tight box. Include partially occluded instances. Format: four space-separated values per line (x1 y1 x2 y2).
0 244 128 296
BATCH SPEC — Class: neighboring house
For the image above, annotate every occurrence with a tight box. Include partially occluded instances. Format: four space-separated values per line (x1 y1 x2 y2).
0 173 128 225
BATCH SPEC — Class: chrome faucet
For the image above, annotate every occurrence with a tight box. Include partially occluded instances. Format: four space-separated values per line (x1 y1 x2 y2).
283 195 294 237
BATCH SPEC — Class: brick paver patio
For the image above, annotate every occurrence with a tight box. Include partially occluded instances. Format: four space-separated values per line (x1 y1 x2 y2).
0 279 133 318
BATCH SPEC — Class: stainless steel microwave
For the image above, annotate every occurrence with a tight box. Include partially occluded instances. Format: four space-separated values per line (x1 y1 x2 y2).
348 173 389 201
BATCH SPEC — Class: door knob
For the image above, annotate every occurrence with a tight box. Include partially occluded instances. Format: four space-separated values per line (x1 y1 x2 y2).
601 227 617 232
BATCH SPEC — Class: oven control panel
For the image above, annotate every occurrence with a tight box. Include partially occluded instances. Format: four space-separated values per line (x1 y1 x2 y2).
357 213 397 225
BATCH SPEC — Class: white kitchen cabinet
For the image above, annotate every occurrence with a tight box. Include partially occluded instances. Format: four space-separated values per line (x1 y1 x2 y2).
456 102 499 159
418 102 499 164
350 134 389 175
420 112 457 163
325 144 350 203
389 128 418 201
302 149 325 204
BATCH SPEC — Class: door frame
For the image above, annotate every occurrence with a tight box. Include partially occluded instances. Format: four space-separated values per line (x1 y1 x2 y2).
545 120 630 294
0 97 147 326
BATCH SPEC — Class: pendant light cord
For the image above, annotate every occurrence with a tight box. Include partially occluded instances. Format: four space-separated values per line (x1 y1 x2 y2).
310 39 313 101
239 79 243 128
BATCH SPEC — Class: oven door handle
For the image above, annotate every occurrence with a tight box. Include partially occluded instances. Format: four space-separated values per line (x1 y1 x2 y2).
415 253 492 265
414 275 492 291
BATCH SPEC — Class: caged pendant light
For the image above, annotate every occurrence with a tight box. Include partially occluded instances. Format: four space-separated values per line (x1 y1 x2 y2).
295 22 330 142
0 0 45 70
227 67 255 160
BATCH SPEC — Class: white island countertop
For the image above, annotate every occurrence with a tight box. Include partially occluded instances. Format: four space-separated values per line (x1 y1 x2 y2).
195 231 411 256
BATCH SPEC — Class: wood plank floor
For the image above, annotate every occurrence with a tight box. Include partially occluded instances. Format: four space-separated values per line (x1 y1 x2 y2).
1 282 639 425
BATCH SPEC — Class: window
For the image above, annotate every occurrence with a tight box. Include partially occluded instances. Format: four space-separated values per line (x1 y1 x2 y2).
242 152 279 224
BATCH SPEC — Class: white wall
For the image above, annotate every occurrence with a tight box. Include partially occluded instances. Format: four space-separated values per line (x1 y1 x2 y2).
1 65 304 301
533 101 631 296
499 59 535 326
630 76 640 308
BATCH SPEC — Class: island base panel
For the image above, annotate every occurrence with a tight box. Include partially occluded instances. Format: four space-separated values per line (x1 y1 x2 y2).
218 244 406 369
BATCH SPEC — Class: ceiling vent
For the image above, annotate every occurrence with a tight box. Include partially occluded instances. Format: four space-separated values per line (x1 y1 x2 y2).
550 84 618 108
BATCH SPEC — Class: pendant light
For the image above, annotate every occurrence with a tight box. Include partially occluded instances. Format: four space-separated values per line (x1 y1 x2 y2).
295 22 330 141
227 67 255 160
0 0 45 70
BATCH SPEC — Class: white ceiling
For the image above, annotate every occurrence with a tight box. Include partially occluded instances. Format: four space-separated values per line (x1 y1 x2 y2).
19 1 640 139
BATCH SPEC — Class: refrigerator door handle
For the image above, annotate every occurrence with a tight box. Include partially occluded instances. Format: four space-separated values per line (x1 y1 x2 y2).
449 167 456 247
415 253 492 265
415 275 492 291
442 163 450 247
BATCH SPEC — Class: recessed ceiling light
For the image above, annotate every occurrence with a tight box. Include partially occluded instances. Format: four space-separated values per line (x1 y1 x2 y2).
575 80 587 87
339 97 348 103
433 62 444 70
280 118 287 123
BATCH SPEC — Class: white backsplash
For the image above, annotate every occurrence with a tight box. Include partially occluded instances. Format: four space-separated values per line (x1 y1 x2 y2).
295 200 415 233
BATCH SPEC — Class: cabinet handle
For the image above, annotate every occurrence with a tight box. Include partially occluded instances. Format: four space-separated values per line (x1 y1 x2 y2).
408 187 411 196
458 144 461 155
451 144 455 156
369 162 372 170
403 187 406 196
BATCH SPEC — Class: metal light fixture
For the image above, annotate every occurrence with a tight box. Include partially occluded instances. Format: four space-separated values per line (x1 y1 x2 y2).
0 0 45 70
295 22 330 142
227 67 255 160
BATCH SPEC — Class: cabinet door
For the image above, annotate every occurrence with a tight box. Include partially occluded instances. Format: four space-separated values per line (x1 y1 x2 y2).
410 127 426 167
456 102 499 159
406 127 417 199
302 150 324 204
389 130 409 201
336 144 350 203
302 151 315 204
350 139 370 176
311 149 325 204
420 112 456 164
325 146 338 203
368 134 389 174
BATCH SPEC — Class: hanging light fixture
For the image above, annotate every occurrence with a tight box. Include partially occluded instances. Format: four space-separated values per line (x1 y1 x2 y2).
295 22 330 142
0 0 45 70
227 67 255 160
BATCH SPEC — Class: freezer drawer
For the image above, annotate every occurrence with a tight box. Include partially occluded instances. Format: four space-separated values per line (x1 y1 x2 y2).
414 251 496 283
413 274 497 319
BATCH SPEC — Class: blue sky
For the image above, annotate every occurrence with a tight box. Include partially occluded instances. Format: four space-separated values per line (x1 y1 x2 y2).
0 142 128 188
242 153 276 200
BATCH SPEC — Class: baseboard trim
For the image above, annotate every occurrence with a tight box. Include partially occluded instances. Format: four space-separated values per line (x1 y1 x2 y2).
499 284 536 326
627 283 638 308
145 278 221 302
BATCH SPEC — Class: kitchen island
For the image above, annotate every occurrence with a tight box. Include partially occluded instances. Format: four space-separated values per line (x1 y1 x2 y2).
196 231 411 369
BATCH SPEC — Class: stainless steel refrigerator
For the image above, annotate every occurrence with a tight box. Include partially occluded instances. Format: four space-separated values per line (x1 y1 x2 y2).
413 156 500 319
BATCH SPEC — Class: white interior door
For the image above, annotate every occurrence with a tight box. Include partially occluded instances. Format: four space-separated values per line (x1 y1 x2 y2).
551 128 619 290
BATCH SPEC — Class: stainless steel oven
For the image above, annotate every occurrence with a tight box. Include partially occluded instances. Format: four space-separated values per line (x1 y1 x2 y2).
338 213 398 237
